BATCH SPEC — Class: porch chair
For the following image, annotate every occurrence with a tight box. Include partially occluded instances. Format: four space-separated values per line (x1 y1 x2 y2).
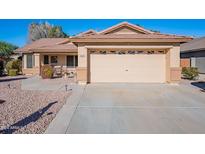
53 66 63 77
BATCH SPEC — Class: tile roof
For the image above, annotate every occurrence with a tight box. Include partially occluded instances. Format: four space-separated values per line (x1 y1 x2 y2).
181 37 205 52
15 38 71 53
72 33 190 39
34 42 77 52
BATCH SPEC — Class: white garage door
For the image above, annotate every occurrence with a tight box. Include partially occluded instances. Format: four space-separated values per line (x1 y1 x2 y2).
90 54 166 83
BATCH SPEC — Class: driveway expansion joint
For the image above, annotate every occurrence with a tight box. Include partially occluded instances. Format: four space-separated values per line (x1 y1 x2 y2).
45 85 85 134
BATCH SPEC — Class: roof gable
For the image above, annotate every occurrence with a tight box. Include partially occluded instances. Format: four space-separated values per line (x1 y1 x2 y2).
77 29 97 36
99 22 154 35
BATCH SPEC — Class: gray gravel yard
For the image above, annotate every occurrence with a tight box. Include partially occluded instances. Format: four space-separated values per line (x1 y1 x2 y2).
0 76 71 134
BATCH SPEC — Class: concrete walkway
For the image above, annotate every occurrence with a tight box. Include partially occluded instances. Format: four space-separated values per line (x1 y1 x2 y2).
21 76 76 91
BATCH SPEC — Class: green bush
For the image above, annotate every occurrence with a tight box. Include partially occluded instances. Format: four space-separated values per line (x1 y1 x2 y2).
182 67 199 80
12 59 22 73
8 69 18 76
6 59 22 75
5 60 13 72
41 65 53 79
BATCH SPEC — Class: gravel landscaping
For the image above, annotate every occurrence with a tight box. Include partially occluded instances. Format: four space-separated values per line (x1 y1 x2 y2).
0 76 71 134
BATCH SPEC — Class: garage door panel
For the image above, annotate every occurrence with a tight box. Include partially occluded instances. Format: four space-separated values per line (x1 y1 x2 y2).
90 54 166 83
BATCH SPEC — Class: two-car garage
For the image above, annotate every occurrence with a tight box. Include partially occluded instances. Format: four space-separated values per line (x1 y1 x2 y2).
90 50 166 83
70 22 191 84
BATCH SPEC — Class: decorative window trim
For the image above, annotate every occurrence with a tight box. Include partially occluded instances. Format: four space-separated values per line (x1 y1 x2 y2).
99 51 107 54
110 51 116 54
128 51 135 54
147 51 155 54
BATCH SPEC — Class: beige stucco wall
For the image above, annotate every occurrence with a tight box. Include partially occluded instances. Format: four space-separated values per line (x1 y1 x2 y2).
34 53 40 67
78 45 88 67
57 55 66 66
165 50 171 82
168 45 181 82
169 45 180 67
77 45 88 84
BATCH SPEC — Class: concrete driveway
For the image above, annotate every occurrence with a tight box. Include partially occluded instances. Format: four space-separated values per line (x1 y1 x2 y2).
47 83 205 134
67 84 205 133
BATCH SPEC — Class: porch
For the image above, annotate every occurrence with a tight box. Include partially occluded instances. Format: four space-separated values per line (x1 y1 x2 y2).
22 52 78 80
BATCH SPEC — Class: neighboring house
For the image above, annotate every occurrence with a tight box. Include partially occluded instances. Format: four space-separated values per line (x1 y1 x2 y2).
15 22 192 84
181 37 205 74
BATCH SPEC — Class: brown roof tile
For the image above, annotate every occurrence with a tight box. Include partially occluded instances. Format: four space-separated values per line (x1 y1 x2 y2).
34 42 77 52
15 38 70 53
181 37 205 52
72 33 191 39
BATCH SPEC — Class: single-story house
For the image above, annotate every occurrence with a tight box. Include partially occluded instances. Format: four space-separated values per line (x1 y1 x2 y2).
181 37 205 74
15 22 192 84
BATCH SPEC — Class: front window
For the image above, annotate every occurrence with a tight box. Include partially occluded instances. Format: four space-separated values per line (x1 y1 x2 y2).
51 56 58 64
44 55 49 64
67 55 78 67
26 54 34 68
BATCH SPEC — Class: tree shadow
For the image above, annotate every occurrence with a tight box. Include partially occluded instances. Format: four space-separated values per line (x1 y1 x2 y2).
191 81 205 90
0 77 27 82
0 101 57 134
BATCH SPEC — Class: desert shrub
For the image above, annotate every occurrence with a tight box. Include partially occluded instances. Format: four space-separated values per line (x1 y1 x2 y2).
6 59 22 75
41 65 53 79
8 69 18 76
182 67 199 80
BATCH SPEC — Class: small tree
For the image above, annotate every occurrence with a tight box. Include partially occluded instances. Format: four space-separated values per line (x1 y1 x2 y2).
0 41 18 60
0 41 18 76
48 26 67 38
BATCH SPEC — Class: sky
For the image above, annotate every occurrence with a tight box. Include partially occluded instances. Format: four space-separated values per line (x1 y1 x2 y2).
0 19 205 47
